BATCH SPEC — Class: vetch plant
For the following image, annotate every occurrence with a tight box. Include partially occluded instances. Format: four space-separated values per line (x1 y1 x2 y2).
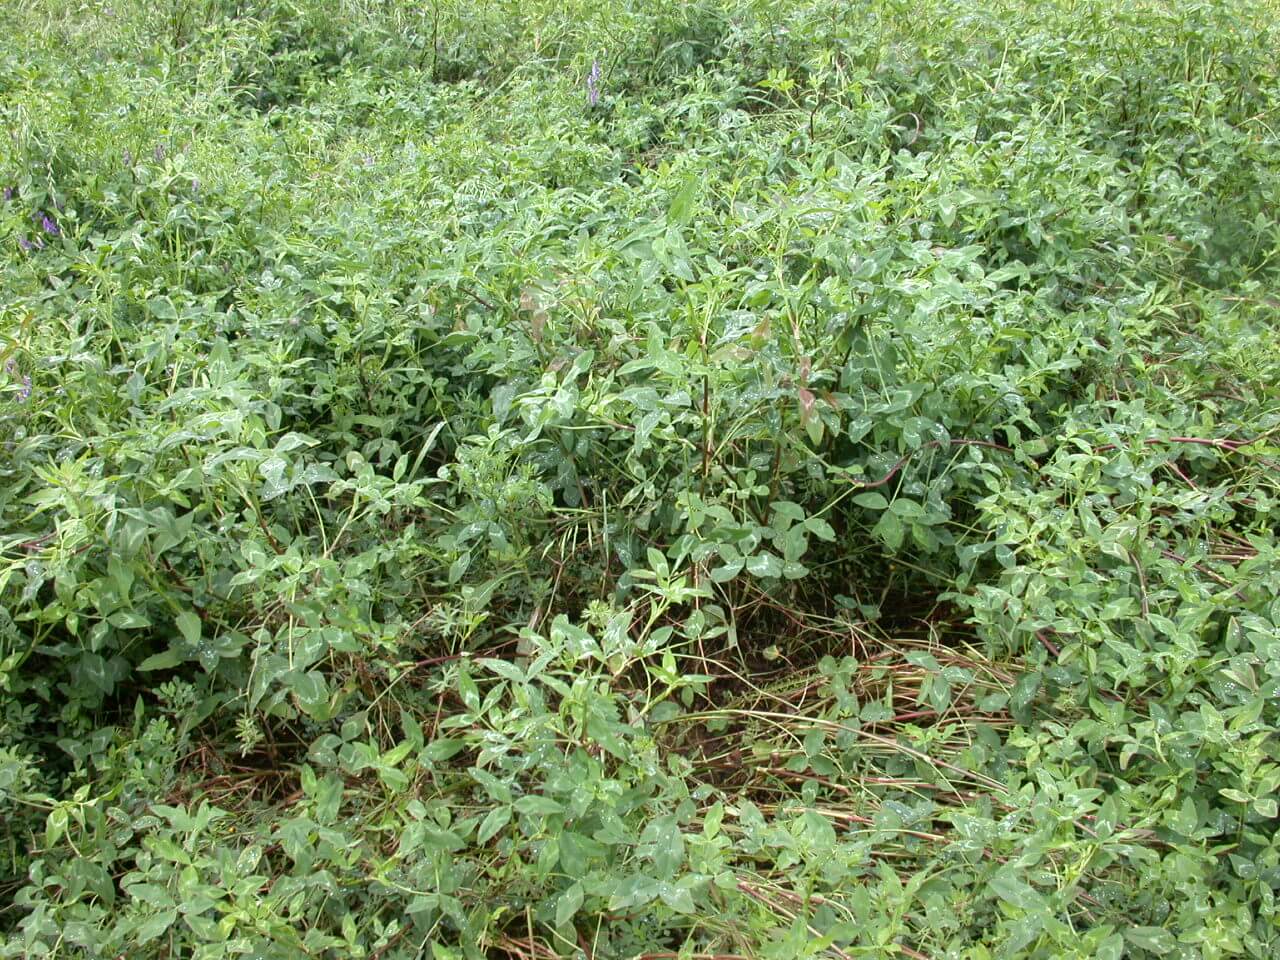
586 58 602 106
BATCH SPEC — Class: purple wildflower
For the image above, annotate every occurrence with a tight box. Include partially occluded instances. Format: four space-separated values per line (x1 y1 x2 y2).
586 59 602 107
18 235 42 251
2 187 12 202
40 214 59 236
17 376 31 403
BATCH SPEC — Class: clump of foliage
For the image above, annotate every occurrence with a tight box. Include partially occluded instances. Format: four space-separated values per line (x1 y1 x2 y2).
1 0 1278 957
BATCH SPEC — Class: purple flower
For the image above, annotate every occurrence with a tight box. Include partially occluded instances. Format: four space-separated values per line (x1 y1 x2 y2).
2 187 12 202
586 59 602 107
4 362 29 404
40 214 59 236
17 235 42 251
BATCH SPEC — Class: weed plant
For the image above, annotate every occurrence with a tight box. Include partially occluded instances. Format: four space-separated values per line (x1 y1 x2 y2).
0 0 1278 957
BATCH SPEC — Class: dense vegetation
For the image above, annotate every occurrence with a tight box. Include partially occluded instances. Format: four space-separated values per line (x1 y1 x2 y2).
2 0 1279 956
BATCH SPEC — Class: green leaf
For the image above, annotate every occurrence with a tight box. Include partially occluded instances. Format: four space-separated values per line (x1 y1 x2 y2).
470 767 513 804
45 807 68 848
423 738 463 762
1123 927 1176 954
782 560 809 580
872 511 904 550
801 810 837 853
108 556 134 598
804 414 823 445
703 802 724 839
745 552 782 578
258 455 292 500
804 517 836 541
889 498 924 519
108 610 151 629
1010 671 1041 722
560 830 605 875
668 176 699 226
147 297 177 320
175 610 201 647
478 657 526 683
710 557 745 582
273 432 317 454
138 648 184 671
646 547 669 579
989 869 1043 910
288 671 328 710
136 909 178 944
556 882 585 927
639 814 685 877
513 795 563 816
457 667 480 713
477 805 512 844
658 880 696 914
448 553 470 584
772 502 806 523
609 874 659 911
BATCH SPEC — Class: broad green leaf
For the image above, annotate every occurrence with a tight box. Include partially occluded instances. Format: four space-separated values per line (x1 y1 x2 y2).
513 795 563 816
639 814 685 877
477 805 512 844
889 498 924 519
745 552 782 578
176 610 201 647
989 869 1043 910
138 648 184 671
136 909 178 944
288 671 328 710
873 511 904 550
556 882 585 927
422 738 463 762
658 880 696 914
1123 927 1176 953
